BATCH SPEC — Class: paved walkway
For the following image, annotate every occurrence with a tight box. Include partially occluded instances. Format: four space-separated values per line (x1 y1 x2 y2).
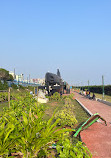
73 91 111 158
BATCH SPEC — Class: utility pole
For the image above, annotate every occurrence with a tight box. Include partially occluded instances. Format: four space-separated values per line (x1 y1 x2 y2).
29 74 30 85
18 75 20 87
102 75 104 100
88 80 89 91
27 77 28 87
81 82 83 94
14 68 15 79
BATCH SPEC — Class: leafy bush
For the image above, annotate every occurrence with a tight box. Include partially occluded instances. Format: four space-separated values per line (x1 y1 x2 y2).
55 108 77 127
64 103 75 109
49 92 61 101
54 96 77 127
11 83 18 89
0 94 74 157
68 93 74 99
19 85 26 90
0 80 8 90
0 91 92 158
0 92 8 102
0 80 3 90
56 133 92 158
64 97 72 104
62 93 74 100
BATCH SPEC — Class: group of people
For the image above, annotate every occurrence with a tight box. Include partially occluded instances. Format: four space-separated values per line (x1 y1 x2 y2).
83 90 96 100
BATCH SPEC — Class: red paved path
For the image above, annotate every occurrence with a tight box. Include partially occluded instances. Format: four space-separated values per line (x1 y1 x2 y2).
73 91 111 158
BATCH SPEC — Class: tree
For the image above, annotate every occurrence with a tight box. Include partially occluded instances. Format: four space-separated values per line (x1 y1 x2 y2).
8 74 14 81
0 68 9 80
0 68 14 81
0 80 3 89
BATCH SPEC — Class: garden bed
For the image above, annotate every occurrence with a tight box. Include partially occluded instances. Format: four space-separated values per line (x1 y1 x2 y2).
44 97 89 127
0 90 92 158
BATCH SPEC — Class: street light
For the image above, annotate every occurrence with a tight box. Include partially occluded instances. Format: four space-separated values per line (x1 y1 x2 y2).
88 80 89 91
81 82 83 94
102 75 104 100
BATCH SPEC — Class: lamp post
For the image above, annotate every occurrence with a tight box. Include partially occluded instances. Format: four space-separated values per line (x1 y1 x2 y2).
102 75 104 100
88 80 89 91
81 82 83 94
29 74 30 85
27 77 28 87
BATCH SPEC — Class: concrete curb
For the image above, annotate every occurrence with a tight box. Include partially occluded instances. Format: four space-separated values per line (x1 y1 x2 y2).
75 98 93 116
97 98 111 106
74 90 111 107
75 98 101 123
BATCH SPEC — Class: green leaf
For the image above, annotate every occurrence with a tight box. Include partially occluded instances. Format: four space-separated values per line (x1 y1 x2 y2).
22 113 28 125
0 130 4 137
4 124 14 142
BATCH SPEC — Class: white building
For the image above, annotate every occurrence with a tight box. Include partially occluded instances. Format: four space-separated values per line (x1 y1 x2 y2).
9 71 15 79
9 71 24 82
15 74 24 82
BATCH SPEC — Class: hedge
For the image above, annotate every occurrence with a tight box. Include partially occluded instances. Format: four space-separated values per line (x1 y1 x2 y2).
76 85 111 96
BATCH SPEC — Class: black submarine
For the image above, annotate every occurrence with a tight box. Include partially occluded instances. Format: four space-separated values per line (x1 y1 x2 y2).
44 69 70 96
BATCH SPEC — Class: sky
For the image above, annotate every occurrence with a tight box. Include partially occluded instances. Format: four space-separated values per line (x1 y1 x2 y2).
0 0 111 86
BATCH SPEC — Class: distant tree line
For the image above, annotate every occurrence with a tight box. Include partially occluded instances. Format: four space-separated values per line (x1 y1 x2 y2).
73 85 111 96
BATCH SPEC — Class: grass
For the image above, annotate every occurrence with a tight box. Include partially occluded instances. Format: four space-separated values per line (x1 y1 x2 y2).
72 99 89 125
44 98 89 127
90 92 111 102
43 100 64 121
74 89 111 102
0 102 8 112
0 88 32 112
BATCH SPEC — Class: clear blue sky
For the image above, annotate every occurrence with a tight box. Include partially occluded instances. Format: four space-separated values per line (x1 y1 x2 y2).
0 0 111 85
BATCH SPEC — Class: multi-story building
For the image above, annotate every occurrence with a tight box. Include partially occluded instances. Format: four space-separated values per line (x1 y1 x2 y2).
9 71 15 79
9 71 45 86
9 71 24 82
31 78 45 85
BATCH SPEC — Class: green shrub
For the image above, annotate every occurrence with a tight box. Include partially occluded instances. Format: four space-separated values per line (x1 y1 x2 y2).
62 93 74 100
0 94 75 157
0 80 8 90
55 108 77 127
0 92 8 102
0 90 91 157
19 85 25 90
49 92 61 101
68 93 74 99
0 80 3 90
56 134 92 158
64 97 72 104
11 84 18 89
